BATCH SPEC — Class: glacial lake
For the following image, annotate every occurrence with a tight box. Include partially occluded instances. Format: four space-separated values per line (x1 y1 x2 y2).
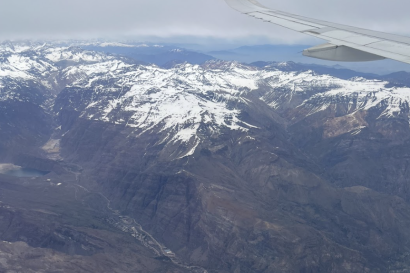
0 164 49 178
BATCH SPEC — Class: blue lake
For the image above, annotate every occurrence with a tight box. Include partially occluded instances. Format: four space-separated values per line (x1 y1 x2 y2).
3 168 49 178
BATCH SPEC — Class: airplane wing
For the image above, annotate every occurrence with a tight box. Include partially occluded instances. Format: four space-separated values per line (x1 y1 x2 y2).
225 0 410 64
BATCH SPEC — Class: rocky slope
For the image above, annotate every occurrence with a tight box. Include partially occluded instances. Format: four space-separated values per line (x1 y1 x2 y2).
2 41 410 272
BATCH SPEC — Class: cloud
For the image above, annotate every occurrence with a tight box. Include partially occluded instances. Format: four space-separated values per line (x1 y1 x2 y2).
0 0 409 43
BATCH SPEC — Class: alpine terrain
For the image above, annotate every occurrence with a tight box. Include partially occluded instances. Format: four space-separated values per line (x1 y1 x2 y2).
2 41 410 272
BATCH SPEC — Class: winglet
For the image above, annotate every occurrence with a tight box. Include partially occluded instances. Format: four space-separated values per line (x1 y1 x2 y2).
303 43 386 62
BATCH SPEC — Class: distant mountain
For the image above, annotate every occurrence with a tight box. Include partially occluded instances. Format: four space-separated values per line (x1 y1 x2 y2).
379 71 410 87
82 43 214 67
208 44 308 63
207 44 410 75
250 61 380 80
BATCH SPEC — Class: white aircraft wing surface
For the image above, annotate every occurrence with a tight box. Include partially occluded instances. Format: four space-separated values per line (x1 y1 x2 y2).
225 0 410 64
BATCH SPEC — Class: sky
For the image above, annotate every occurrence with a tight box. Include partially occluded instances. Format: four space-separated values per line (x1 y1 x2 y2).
1 0 410 74
1 0 410 45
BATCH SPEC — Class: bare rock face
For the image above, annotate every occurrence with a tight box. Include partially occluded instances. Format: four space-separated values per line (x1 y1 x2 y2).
3 41 410 272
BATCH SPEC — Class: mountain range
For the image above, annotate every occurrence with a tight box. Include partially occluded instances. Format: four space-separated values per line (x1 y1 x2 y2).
2 41 410 272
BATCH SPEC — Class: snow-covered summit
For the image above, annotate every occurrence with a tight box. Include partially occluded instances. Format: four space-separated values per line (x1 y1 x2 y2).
58 61 263 155
2 42 410 153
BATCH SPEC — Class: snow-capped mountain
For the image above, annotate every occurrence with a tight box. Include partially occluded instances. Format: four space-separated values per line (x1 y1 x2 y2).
3 41 410 150
3 41 410 142
0 42 114 97
4 41 410 272
57 57 410 148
